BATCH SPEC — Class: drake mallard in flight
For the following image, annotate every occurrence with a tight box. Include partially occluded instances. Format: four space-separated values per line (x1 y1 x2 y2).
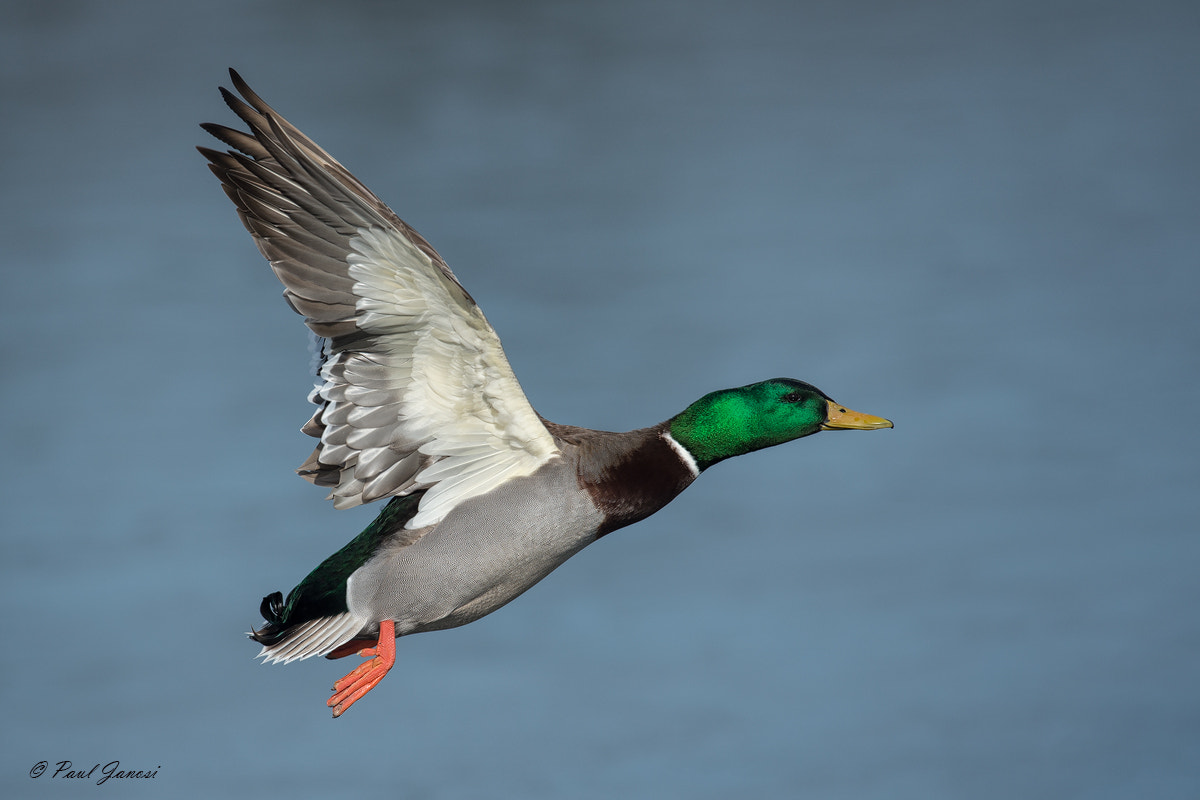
199 70 892 717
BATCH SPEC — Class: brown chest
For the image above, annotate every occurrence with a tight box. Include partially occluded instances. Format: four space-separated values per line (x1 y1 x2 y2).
579 431 698 537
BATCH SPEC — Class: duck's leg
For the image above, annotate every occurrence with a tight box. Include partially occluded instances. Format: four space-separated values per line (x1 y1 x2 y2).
327 619 395 718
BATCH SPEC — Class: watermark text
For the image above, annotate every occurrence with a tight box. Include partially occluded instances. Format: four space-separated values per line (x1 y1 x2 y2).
30 760 160 785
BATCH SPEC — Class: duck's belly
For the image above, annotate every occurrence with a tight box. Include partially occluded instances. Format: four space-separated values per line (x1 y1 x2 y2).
346 463 604 634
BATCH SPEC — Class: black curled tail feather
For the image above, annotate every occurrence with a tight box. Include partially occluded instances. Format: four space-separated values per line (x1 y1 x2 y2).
249 591 288 645
261 590 285 622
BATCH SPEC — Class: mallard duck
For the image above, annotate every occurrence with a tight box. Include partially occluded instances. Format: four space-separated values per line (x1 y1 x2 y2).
200 69 892 718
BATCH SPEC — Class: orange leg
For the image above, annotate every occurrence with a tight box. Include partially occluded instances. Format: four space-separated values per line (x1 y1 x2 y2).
327 619 396 718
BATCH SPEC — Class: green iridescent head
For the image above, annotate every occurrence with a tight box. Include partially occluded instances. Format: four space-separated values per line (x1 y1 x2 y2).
668 378 892 471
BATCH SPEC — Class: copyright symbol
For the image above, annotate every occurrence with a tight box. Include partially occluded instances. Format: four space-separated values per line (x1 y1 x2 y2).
30 761 47 778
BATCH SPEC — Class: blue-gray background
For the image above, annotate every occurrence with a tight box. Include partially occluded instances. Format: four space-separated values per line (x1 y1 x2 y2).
2 1 1197 797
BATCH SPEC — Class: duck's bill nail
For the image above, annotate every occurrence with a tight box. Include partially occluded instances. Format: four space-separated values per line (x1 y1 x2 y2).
820 401 894 431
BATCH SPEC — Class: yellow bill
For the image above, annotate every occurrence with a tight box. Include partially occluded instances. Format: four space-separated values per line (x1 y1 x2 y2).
820 401 894 431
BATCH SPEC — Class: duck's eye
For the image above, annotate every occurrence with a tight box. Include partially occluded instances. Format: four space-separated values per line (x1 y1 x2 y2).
781 391 803 403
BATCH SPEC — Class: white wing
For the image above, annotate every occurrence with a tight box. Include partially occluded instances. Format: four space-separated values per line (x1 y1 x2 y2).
201 70 559 529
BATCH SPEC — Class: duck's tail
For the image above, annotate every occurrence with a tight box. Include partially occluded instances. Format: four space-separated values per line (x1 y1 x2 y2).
248 591 368 664
249 591 289 645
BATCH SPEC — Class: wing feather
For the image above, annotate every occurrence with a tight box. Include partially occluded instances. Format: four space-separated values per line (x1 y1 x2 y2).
201 70 559 528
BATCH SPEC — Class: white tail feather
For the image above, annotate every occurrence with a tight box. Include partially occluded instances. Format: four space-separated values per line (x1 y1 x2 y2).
256 613 369 664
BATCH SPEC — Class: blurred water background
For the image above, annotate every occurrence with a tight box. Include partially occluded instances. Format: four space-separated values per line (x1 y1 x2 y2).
2 1 1197 797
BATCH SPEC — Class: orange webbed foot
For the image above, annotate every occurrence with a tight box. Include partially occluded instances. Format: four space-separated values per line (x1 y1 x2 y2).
327 619 395 718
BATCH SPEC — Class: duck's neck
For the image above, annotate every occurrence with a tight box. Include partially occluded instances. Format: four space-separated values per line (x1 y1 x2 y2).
577 424 700 537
